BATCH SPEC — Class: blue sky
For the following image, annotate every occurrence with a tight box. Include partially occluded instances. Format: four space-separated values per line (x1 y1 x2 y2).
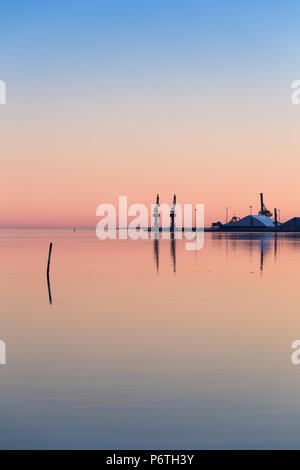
1 1 299 89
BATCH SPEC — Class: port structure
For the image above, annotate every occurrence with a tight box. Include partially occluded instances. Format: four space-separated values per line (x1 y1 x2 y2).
258 193 272 217
170 194 176 233
153 194 160 232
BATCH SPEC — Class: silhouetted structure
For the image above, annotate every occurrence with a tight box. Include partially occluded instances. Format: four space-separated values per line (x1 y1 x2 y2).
274 208 278 229
280 217 300 231
153 194 160 231
222 214 275 231
170 194 176 233
258 193 272 217
46 242 53 305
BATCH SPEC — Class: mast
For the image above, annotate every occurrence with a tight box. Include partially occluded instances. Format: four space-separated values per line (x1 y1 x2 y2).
153 194 160 231
170 194 176 233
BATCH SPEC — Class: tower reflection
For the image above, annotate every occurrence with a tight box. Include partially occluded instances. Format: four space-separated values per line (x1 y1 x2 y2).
154 236 159 273
171 233 176 273
153 232 176 274
212 232 282 273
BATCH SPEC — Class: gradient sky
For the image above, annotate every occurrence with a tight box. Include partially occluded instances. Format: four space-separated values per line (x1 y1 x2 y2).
0 0 300 227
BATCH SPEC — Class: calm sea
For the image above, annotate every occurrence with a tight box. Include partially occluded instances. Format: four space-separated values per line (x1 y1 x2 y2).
1 230 300 449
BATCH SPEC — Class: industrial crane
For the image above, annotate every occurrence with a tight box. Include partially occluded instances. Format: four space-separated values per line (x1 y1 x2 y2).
258 193 272 217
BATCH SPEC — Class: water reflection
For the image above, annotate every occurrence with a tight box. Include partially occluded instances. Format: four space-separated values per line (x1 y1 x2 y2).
171 233 176 273
156 230 279 275
260 240 264 273
153 233 176 273
152 232 282 274
3 230 300 448
212 232 283 273
274 233 278 261
47 271 53 305
154 237 159 274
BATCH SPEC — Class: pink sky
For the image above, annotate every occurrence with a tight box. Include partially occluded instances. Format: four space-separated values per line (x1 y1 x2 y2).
1 91 299 228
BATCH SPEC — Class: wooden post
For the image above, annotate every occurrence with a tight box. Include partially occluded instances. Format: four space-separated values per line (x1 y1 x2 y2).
47 242 53 276
47 243 53 304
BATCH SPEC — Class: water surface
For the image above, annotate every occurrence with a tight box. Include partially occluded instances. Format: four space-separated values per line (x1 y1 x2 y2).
1 230 300 449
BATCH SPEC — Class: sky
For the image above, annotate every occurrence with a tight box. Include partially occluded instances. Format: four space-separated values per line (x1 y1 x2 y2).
0 0 300 228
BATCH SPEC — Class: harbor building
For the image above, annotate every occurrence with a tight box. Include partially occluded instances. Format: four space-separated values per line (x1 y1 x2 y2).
279 217 300 231
222 214 275 231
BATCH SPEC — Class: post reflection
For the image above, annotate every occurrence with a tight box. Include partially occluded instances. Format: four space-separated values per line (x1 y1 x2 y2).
47 272 53 305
